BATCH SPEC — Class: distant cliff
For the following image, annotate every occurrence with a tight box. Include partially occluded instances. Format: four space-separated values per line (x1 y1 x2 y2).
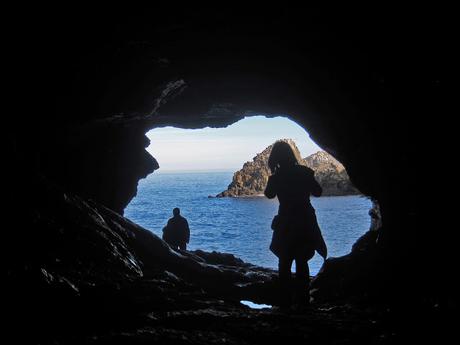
216 139 360 197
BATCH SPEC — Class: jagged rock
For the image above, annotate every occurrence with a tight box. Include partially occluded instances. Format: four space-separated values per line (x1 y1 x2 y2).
7 177 281 342
216 139 359 197
302 151 360 196
191 250 247 267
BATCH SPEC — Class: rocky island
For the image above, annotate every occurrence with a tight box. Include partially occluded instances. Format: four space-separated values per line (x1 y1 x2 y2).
216 139 360 197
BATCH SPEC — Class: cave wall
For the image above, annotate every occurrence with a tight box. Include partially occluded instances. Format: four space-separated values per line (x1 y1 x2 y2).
13 7 448 304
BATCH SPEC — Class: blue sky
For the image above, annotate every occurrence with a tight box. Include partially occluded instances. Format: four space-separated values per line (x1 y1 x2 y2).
146 116 322 172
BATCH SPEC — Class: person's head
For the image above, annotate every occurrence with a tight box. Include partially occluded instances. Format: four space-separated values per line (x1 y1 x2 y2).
268 141 299 173
173 207 180 216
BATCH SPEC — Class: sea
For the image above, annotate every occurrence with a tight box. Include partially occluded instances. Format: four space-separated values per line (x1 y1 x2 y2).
125 171 372 275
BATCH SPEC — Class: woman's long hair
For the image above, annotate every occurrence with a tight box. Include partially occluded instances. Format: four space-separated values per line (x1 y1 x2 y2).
268 141 300 173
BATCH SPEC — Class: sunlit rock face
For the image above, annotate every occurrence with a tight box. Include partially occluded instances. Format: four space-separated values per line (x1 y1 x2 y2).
216 139 359 197
9 7 448 343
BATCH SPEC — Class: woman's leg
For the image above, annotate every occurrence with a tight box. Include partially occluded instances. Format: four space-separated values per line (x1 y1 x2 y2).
294 258 310 307
278 257 293 309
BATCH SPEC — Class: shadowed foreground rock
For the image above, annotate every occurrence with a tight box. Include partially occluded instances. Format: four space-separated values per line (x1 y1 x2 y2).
4 177 384 344
311 201 382 303
6 177 450 344
6 177 279 343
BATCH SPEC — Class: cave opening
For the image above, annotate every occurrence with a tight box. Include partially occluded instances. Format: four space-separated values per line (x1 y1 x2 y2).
126 115 372 275
9 9 449 344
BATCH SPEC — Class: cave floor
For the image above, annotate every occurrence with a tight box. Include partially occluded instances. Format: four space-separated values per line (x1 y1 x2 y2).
79 299 391 345
31 267 399 345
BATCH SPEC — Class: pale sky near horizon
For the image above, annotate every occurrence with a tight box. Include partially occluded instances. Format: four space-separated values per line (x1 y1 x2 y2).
146 116 322 172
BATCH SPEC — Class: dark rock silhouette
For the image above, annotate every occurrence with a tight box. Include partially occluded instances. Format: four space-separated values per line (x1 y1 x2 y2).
310 200 383 303
217 139 359 197
7 177 280 343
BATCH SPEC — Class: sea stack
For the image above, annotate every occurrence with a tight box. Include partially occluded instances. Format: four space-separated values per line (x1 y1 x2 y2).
216 139 360 197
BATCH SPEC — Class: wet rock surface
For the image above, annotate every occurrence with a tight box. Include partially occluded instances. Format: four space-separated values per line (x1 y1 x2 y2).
82 300 391 345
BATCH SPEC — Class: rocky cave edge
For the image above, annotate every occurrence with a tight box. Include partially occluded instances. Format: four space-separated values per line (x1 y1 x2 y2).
9 7 452 344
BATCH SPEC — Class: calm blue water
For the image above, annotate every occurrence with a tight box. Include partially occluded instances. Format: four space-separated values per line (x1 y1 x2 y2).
125 171 372 275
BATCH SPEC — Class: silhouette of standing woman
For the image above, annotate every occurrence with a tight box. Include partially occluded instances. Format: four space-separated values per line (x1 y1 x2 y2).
264 141 327 310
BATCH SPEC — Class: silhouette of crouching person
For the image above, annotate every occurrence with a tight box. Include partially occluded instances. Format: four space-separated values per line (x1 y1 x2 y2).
162 208 190 251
